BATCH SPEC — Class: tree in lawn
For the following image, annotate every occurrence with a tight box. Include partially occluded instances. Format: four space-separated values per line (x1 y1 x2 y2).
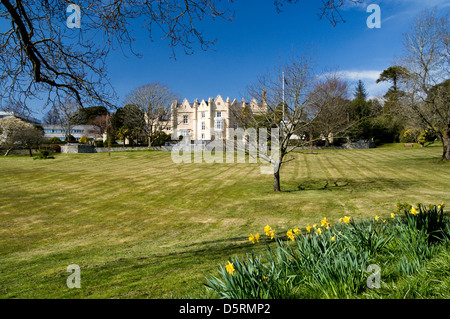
124 83 179 147
309 74 351 146
245 52 322 192
122 104 145 146
377 66 410 115
91 113 113 156
0 0 365 113
0 116 43 156
399 9 449 160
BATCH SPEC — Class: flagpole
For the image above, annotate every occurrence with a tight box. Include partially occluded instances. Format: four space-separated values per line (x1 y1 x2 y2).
282 71 285 123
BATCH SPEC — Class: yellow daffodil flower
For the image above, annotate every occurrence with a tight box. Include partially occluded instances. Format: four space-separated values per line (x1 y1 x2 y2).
410 207 419 216
306 225 312 233
391 213 396 219
342 216 351 224
331 235 336 242
316 228 322 236
293 227 301 235
225 261 235 275
320 218 329 227
287 229 295 241
374 215 380 221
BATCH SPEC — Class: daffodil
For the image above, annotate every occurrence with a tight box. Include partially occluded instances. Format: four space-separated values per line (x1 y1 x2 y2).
331 235 336 242
287 229 295 241
374 215 380 221
316 227 322 236
391 213 396 219
410 207 419 216
249 233 260 244
264 225 271 235
320 218 329 227
269 229 275 240
306 225 312 233
342 216 351 224
293 226 301 235
313 224 317 229
225 261 235 275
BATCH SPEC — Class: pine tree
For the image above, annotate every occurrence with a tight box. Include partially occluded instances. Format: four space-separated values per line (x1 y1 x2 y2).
353 80 368 101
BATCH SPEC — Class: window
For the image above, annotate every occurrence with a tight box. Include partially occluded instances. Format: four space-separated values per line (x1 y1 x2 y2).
201 122 205 131
201 112 206 118
214 119 223 131
201 133 205 140
234 122 238 130
181 130 190 137
216 111 222 118
183 115 188 124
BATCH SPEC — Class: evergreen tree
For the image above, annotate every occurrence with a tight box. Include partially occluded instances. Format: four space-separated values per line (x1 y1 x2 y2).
353 80 368 101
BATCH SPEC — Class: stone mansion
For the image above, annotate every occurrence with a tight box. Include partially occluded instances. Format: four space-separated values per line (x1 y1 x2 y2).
166 94 266 142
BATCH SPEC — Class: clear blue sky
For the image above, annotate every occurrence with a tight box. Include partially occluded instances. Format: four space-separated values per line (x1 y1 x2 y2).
105 0 449 106
2 0 450 119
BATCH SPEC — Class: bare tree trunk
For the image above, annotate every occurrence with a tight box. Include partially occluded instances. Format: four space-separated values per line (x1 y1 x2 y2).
273 162 281 192
443 122 450 161
108 133 111 157
4 148 12 156
28 148 33 157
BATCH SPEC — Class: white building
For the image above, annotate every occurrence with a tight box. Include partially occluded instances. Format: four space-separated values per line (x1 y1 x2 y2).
168 95 266 142
43 125 99 141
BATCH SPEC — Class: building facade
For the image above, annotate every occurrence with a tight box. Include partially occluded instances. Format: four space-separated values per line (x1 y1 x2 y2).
42 125 99 141
168 95 265 142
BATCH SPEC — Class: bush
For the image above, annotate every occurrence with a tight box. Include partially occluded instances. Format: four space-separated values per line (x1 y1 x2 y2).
78 136 90 144
94 140 104 147
151 131 171 147
49 144 61 153
400 128 420 143
45 137 63 144
417 128 438 147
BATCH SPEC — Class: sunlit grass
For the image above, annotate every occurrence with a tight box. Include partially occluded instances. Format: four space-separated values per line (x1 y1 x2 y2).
0 144 448 298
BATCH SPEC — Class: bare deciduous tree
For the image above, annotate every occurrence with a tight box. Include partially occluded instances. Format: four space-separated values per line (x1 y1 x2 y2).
244 52 320 192
124 83 179 146
0 0 362 112
0 116 42 156
400 9 450 160
309 74 350 145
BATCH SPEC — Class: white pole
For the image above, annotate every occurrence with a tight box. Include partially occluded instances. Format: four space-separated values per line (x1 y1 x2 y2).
282 71 285 123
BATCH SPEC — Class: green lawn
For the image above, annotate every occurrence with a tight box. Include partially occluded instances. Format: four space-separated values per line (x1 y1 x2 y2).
0 144 449 298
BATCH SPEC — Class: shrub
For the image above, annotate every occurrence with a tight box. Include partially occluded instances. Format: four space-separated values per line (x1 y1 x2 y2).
78 136 90 144
94 140 104 147
417 128 438 147
49 144 61 153
151 131 171 147
45 137 62 144
400 128 420 143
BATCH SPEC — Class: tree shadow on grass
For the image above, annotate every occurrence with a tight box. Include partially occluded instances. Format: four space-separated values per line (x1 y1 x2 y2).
282 177 414 193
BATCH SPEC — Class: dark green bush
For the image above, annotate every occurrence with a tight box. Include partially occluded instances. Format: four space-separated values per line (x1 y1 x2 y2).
49 144 61 153
44 137 63 144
